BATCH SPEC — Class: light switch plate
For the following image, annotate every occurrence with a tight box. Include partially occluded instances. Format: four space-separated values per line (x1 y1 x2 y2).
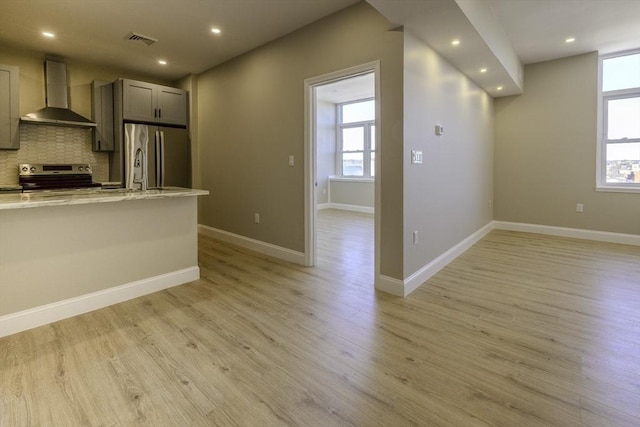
411 150 423 164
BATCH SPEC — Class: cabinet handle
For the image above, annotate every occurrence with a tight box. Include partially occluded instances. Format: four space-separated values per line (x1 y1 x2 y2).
154 108 158 118
158 109 162 119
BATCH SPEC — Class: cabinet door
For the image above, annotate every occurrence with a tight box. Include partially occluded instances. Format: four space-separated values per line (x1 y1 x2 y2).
121 79 157 123
0 64 20 150
157 86 187 126
92 81 114 151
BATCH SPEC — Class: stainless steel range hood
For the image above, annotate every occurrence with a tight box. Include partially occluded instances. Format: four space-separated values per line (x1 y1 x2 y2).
20 60 97 128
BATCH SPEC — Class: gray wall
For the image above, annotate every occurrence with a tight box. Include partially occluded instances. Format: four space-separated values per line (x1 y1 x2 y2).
494 53 640 235
330 178 374 208
403 31 495 276
196 2 405 279
316 100 336 205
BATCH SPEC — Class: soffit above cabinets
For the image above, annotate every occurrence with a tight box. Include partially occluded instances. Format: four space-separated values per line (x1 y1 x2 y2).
367 0 523 98
367 0 640 98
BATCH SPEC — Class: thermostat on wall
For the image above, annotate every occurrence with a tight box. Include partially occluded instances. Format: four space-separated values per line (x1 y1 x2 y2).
435 125 444 136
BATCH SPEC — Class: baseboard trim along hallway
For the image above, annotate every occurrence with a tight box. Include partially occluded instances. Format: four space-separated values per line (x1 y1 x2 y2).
493 221 640 246
198 224 306 265
0 267 200 338
378 220 640 297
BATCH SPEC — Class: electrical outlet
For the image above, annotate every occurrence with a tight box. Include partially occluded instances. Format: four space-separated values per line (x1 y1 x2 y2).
413 230 419 245
254 213 260 223
289 155 295 167
488 200 493 209
576 203 584 213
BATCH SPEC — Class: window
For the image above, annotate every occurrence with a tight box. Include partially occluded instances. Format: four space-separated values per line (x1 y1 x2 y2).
599 51 640 190
338 99 375 178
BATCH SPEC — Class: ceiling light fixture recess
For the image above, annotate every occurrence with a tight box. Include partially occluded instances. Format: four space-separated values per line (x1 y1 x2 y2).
42 31 55 38
565 37 575 43
451 39 460 46
158 60 167 65
480 68 487 73
211 28 221 34
126 32 158 46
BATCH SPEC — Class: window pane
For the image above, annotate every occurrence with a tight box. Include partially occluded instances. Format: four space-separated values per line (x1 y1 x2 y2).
607 97 640 140
606 142 640 183
603 53 640 92
370 152 375 177
342 127 364 151
343 153 363 176
371 125 376 151
342 100 375 123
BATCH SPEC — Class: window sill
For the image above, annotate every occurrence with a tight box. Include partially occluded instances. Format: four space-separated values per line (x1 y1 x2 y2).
595 185 640 194
329 176 374 183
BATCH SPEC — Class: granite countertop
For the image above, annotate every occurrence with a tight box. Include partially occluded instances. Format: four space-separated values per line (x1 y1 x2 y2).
0 187 209 210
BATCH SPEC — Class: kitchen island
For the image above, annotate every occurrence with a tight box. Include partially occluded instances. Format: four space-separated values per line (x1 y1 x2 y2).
0 187 208 337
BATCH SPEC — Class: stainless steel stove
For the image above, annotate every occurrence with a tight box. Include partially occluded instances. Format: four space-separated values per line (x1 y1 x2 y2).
19 164 102 192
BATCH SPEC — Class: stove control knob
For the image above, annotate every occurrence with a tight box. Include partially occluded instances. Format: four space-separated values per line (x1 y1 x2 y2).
86 166 91 172
22 166 28 172
30 167 36 172
78 166 84 171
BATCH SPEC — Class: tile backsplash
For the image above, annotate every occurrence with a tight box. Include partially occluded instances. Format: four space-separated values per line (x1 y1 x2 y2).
0 124 109 185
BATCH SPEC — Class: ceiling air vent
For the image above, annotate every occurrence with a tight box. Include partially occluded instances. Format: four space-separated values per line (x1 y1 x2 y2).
126 32 158 46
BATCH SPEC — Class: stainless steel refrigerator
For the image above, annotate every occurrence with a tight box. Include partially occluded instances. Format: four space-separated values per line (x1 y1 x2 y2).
119 123 191 190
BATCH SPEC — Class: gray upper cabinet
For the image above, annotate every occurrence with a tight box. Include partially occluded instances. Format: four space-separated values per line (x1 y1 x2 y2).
120 79 187 127
0 64 20 150
92 80 115 151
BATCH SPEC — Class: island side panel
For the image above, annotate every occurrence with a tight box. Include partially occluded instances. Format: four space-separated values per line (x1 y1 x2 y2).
0 196 198 316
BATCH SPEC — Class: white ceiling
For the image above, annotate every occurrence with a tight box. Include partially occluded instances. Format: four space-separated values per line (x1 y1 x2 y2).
0 0 360 81
0 0 638 93
316 73 375 104
490 0 640 65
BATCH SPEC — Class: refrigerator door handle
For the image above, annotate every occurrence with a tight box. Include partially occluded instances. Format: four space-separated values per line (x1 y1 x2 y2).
159 130 166 188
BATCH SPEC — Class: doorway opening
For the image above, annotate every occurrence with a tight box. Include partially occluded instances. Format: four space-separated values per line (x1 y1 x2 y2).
304 62 380 287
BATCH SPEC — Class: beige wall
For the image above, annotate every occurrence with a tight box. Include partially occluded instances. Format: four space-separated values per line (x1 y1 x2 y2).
0 197 198 315
494 53 640 235
316 100 336 205
195 2 405 278
403 31 494 276
329 179 374 208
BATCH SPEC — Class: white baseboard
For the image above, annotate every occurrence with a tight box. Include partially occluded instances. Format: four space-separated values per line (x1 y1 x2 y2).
322 203 374 214
317 203 331 210
403 222 495 296
375 275 406 296
380 220 640 298
0 267 200 338
198 224 306 265
493 221 640 246
375 222 494 297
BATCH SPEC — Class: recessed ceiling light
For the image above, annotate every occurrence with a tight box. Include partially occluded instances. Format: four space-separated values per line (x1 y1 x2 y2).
497 86 503 91
211 28 221 34
451 39 460 46
158 60 167 65
42 31 55 38
480 68 487 73
565 37 575 43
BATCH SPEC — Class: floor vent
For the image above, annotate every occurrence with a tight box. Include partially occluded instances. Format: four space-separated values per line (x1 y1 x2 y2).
126 32 158 46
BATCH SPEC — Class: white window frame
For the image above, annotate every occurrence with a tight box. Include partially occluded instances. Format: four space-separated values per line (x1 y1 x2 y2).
597 50 640 193
337 98 375 179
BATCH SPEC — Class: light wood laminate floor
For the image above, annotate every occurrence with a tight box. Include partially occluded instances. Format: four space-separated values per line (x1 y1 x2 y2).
1 209 639 426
